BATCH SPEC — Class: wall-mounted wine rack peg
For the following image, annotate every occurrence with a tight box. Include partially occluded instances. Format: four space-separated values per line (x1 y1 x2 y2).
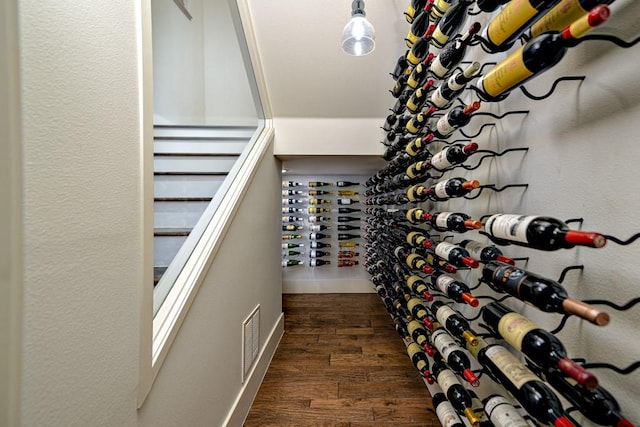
459 147 529 171
469 75 587 103
463 183 529 200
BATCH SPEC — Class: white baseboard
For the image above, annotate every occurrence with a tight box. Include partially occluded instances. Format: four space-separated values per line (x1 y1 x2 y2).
222 312 284 427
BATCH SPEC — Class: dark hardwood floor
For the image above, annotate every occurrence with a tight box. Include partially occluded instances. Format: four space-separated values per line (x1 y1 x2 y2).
244 293 439 427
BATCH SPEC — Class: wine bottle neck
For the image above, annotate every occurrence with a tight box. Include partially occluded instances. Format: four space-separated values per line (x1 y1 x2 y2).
561 4 610 42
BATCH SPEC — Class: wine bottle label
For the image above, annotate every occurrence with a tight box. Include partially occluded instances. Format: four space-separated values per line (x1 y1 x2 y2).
407 49 422 66
479 45 532 98
434 212 452 229
486 0 538 46
434 181 450 199
436 400 463 427
432 328 459 360
338 198 351 205
485 214 534 243
461 240 484 259
408 320 425 338
431 149 453 170
431 26 449 48
484 345 539 389
435 274 456 295
310 233 318 240
407 253 425 270
430 87 448 108
498 312 538 351
435 242 456 259
407 298 428 319
432 0 451 19
407 186 424 202
530 0 586 38
436 117 455 138
407 232 426 246
430 56 448 79
436 368 460 393
435 304 456 327
484 395 530 427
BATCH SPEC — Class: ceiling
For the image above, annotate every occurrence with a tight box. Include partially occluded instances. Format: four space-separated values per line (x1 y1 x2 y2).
246 0 410 119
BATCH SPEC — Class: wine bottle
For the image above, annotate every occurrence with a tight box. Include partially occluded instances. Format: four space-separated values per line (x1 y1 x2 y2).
309 232 331 240
429 141 479 171
465 390 493 427
427 271 480 306
337 180 360 187
337 250 359 258
282 259 304 267
529 366 636 427
406 106 438 134
337 224 360 231
309 198 331 205
431 0 475 49
528 0 614 38
338 233 360 240
284 250 304 256
407 297 436 328
407 342 433 377
282 215 304 223
337 216 360 223
282 233 303 240
282 189 304 196
407 25 437 66
432 391 466 427
337 198 359 205
408 319 435 353
430 300 479 346
310 224 331 232
434 241 480 268
430 0 454 20
430 63 481 109
407 3 436 46
406 80 436 113
431 328 480 386
476 0 510 12
339 207 361 214
282 207 303 214
391 74 410 98
309 249 330 258
481 0 562 53
382 112 398 132
282 198 304 205
404 134 435 158
417 177 480 202
338 190 359 197
282 180 303 187
468 338 576 427
338 259 359 267
310 241 331 249
339 241 359 248
405 0 430 23
282 242 304 249
309 215 330 223
308 181 332 187
282 224 303 232
407 230 433 249
483 213 607 250
458 239 515 264
476 6 610 100
482 394 530 427
431 357 481 426
407 53 436 89
309 258 331 267
425 211 482 233
482 301 599 389
308 207 331 214
482 261 610 326
308 189 332 196
433 101 481 139
430 23 481 79
407 275 435 300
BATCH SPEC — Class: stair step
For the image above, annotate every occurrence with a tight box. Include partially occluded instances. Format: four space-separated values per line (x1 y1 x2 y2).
154 140 248 156
154 228 192 237
154 171 229 176
154 125 256 140
154 151 242 157
154 197 213 202
154 200 209 229
154 156 238 174
154 175 226 198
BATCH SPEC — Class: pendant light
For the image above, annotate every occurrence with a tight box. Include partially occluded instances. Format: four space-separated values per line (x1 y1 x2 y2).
341 0 375 56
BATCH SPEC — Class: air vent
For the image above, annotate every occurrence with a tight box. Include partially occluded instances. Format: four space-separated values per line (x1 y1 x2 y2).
242 305 260 382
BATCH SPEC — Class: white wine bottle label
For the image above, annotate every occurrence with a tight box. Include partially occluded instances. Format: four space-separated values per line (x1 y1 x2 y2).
436 117 455 138
435 304 456 327
338 198 351 205
434 181 450 199
310 233 318 240
431 149 454 170
436 368 460 393
484 345 539 389
435 274 457 295
435 242 456 259
430 56 448 79
486 0 538 46
310 259 318 267
484 395 529 427
485 214 535 244
498 312 538 351
461 240 484 259
436 400 463 427
310 225 321 232
431 328 459 360
435 212 452 229
430 87 448 108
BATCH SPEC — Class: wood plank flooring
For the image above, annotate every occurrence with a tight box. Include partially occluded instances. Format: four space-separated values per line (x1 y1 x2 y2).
244 293 439 427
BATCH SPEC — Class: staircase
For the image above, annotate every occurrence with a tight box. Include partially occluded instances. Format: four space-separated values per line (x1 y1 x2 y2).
153 124 257 285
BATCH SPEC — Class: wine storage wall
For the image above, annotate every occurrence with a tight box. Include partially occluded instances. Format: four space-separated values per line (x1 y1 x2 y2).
369 0 640 425
282 175 371 293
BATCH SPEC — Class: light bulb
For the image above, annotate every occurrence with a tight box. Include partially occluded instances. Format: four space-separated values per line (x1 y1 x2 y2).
341 1 375 56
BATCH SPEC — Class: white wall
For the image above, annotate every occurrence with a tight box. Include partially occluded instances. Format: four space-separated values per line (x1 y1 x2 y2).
15 1 282 426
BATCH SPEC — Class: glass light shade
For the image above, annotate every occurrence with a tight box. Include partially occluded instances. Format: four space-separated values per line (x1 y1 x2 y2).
341 14 375 56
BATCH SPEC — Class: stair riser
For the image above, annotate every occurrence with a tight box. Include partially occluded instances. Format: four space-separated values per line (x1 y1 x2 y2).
154 201 210 229
154 156 238 174
154 175 226 198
